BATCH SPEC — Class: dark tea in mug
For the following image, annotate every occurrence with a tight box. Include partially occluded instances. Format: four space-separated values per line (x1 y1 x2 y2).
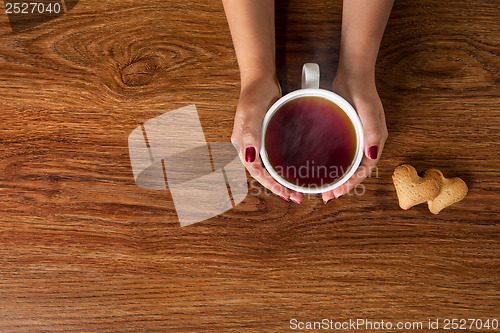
264 96 357 187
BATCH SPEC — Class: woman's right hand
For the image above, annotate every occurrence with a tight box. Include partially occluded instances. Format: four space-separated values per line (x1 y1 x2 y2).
231 75 303 204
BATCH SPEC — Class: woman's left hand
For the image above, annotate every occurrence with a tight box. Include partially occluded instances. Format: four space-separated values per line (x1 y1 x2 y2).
322 70 388 203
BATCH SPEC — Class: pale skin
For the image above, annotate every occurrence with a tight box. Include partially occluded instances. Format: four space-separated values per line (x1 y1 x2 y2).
222 0 393 204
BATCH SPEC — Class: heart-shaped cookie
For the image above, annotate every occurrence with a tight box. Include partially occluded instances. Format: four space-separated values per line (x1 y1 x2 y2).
392 164 441 210
423 169 468 214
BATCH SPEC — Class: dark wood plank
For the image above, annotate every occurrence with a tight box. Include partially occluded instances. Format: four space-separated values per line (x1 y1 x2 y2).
0 0 499 331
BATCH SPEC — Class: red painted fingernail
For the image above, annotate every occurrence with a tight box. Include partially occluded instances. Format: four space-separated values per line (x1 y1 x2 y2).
291 198 301 205
280 195 289 202
368 145 378 160
245 147 256 163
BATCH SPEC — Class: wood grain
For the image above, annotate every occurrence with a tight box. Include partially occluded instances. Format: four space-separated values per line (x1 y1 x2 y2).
0 0 499 331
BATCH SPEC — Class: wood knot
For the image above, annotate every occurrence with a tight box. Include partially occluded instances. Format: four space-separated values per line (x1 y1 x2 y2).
121 55 164 86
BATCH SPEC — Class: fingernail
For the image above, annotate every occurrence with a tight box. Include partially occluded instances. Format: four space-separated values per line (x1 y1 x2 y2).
368 145 378 160
280 195 289 202
323 198 331 205
245 146 256 163
290 198 301 205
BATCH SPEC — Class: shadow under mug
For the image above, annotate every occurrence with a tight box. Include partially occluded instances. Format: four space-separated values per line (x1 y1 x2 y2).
260 63 364 194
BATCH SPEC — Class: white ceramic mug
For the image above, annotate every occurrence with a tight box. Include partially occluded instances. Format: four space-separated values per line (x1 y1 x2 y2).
260 63 364 194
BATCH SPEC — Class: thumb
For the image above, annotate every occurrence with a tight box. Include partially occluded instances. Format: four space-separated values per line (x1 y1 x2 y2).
358 106 385 160
241 124 260 164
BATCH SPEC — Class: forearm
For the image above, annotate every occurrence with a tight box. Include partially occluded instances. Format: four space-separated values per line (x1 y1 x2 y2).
338 0 394 78
222 0 276 87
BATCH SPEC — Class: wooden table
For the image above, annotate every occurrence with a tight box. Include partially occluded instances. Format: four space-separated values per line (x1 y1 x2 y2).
1 0 498 331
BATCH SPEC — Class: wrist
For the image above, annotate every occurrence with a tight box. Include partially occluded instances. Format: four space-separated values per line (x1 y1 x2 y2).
237 73 280 116
337 55 376 82
240 67 278 90
240 68 278 93
333 64 378 100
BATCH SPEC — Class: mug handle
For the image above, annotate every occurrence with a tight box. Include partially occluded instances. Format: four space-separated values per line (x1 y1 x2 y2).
301 63 320 89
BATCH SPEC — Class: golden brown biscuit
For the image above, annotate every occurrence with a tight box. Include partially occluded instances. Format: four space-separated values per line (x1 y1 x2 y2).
392 164 441 210
424 169 468 214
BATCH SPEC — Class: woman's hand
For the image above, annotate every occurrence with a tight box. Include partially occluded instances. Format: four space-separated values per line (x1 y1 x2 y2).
320 0 393 203
223 0 302 203
322 70 388 203
231 75 304 204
